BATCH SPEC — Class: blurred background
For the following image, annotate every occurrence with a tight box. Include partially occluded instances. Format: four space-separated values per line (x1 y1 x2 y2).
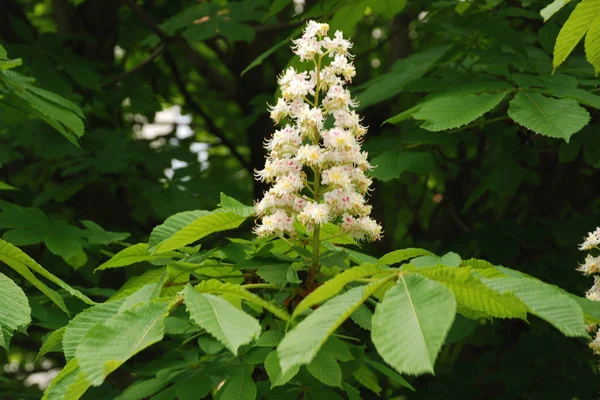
1 0 600 398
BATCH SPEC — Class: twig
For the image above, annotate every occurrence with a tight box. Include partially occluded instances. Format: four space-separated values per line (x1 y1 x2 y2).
162 50 253 173
102 43 167 88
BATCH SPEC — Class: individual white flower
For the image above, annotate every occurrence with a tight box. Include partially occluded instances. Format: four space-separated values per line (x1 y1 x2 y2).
298 202 330 227
329 54 356 81
254 210 295 237
268 98 290 124
580 228 600 250
587 276 600 301
322 85 357 112
296 144 322 166
333 109 367 136
264 125 301 154
590 329 600 355
255 192 294 216
322 30 353 56
321 127 358 150
304 21 329 38
296 106 324 135
578 254 600 276
340 214 382 241
292 36 322 61
272 173 304 196
322 166 353 190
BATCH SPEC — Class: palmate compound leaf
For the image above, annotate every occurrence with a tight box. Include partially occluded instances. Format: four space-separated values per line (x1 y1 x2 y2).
371 273 456 375
183 285 261 356
149 210 249 254
553 0 600 70
292 264 388 318
0 272 31 350
508 92 590 142
277 275 397 375
418 266 528 320
384 91 509 131
478 267 588 337
76 301 170 386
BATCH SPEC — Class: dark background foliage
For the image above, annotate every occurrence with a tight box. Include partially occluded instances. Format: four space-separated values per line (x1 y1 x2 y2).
1 0 600 398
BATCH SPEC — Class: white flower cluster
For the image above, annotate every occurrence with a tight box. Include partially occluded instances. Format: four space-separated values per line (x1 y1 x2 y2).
577 227 600 354
253 21 381 242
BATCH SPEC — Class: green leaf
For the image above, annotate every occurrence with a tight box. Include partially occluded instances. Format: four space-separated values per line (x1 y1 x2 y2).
42 359 91 400
241 37 290 77
36 326 65 361
371 273 456 375
96 243 178 271
76 301 169 386
479 267 587 337
584 15 600 74
80 220 130 245
195 279 290 321
507 92 589 142
116 378 167 400
63 298 125 361
293 264 385 318
553 0 600 70
278 276 394 374
184 285 261 355
0 272 31 350
358 46 451 108
370 151 435 182
364 359 415 391
378 248 434 266
215 366 257 400
571 295 600 324
541 0 571 21
254 330 284 347
352 364 381 394
264 350 299 388
218 193 256 217
386 91 509 131
149 210 248 254
307 351 342 387
418 267 528 319
107 268 165 301
369 0 408 15
0 181 17 191
215 366 256 400
2 255 68 314
411 252 462 268
0 239 94 305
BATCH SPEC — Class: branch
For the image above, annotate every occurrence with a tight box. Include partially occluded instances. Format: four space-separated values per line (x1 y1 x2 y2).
102 43 166 88
162 50 252 173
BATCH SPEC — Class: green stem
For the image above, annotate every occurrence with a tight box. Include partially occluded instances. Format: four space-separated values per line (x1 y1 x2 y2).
307 54 323 289
242 283 280 290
